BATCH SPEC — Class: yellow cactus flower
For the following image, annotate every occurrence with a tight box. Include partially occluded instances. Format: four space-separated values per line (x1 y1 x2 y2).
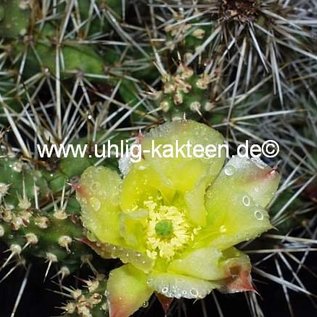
76 120 280 317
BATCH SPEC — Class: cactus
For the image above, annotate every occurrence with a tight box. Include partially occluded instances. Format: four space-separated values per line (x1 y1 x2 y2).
0 0 316 316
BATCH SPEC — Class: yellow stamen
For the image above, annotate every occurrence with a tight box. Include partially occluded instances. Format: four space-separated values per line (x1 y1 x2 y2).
144 200 197 260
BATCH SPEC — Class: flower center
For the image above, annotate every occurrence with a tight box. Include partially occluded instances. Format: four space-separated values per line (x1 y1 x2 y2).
144 200 198 261
155 220 173 238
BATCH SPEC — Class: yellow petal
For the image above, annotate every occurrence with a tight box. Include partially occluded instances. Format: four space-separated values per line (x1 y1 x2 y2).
119 210 148 251
200 156 279 250
120 161 175 211
168 246 251 282
147 272 220 299
77 166 122 245
168 246 225 280
220 156 281 208
107 264 153 317
141 120 225 225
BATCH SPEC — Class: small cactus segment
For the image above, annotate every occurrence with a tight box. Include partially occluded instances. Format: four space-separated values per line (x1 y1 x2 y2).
0 202 96 274
165 18 210 53
0 0 123 123
0 0 31 38
11 21 119 81
62 274 109 317
154 65 215 120
43 154 98 194
0 149 102 275
0 151 50 207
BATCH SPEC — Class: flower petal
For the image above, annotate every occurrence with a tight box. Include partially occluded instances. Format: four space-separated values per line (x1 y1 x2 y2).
219 248 254 293
168 246 254 294
107 264 153 317
199 156 279 249
168 246 251 282
141 120 225 225
221 156 281 208
120 160 175 212
82 238 153 272
168 247 225 280
119 210 148 251
77 166 122 245
147 272 220 299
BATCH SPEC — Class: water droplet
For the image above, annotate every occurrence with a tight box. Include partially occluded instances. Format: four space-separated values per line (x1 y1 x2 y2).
254 210 264 220
219 225 227 233
89 197 101 211
242 195 250 206
190 289 198 297
91 182 98 191
224 165 235 176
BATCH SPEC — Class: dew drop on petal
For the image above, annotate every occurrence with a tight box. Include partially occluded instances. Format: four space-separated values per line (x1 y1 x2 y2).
219 225 227 233
89 197 101 211
91 182 98 191
242 195 250 206
224 165 235 176
190 289 198 297
162 287 169 294
254 210 264 220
